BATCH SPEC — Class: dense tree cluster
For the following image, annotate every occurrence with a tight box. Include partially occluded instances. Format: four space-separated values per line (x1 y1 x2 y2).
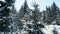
0 0 15 34
0 0 60 34
43 2 60 25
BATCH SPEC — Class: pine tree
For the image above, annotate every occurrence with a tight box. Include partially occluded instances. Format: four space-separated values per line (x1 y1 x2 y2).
19 0 30 20
51 2 60 25
32 3 39 23
32 3 44 34
43 2 59 25
0 1 10 32
19 0 33 34
19 0 29 29
51 2 58 19
32 4 39 33
0 0 15 34
19 5 24 19
50 2 59 25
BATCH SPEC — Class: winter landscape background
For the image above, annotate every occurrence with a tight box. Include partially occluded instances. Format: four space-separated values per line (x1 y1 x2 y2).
0 0 60 34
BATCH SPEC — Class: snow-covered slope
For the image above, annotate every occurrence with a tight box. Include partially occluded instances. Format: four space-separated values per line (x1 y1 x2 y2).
41 25 60 34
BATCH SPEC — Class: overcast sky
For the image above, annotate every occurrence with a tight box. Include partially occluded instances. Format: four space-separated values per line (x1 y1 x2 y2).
15 0 60 12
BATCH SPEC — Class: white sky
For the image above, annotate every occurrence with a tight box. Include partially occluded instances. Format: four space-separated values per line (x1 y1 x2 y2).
15 0 60 12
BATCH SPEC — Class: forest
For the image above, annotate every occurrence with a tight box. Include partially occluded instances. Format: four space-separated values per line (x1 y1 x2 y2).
0 0 60 34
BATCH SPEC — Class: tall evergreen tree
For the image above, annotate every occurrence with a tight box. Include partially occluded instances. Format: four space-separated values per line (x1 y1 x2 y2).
51 2 60 25
0 1 10 32
0 0 15 34
43 2 59 25
32 3 44 34
19 0 30 19
32 3 39 23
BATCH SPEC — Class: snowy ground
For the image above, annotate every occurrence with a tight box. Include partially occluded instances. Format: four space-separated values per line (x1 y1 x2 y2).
0 25 60 34
41 25 60 34
20 25 60 34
